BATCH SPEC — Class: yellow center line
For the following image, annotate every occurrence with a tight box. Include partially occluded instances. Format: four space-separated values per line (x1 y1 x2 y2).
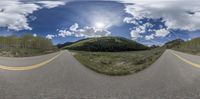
0 52 62 71
171 52 200 68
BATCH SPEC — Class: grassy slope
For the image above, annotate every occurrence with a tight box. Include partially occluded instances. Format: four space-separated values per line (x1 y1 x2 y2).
0 48 58 57
172 38 200 55
73 48 165 76
64 37 148 52
69 37 200 76
164 39 184 49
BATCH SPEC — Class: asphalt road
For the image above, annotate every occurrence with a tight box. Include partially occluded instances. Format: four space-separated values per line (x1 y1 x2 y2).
0 50 200 99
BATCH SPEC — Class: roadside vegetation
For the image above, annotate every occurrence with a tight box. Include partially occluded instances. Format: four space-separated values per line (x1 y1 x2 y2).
62 36 200 75
0 34 57 57
163 39 184 49
62 36 164 75
168 38 200 55
73 48 165 75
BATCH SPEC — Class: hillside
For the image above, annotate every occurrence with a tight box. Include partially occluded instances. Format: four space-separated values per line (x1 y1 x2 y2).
172 37 200 55
164 39 184 49
57 42 74 48
63 37 149 52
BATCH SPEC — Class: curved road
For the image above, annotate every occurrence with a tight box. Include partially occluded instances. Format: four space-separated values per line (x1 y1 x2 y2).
0 50 200 99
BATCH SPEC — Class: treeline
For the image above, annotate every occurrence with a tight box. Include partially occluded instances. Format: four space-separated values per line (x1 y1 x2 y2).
64 37 149 52
0 34 55 50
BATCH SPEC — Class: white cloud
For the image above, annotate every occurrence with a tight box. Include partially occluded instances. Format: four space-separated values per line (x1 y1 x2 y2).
121 0 200 31
155 29 170 37
37 1 65 9
145 34 155 40
57 23 111 38
75 26 111 38
127 17 170 40
123 17 138 25
145 29 170 40
29 16 37 21
46 34 56 39
69 23 79 32
143 23 153 28
114 0 200 40
130 30 142 40
129 22 155 40
144 29 170 40
0 0 40 31
58 30 73 37
0 0 65 31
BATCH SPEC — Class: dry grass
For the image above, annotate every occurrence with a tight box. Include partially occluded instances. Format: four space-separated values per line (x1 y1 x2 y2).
72 48 165 76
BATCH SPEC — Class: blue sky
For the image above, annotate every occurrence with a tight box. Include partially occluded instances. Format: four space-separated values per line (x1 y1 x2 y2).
0 0 200 46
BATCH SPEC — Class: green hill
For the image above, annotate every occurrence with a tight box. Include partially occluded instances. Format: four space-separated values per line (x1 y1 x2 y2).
63 37 149 52
57 42 74 48
172 37 200 55
164 39 184 49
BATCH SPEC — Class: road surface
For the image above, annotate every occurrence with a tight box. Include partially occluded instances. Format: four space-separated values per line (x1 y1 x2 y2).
0 50 200 99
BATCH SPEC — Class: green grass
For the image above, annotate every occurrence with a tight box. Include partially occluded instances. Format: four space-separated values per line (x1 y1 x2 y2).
72 48 165 76
172 37 200 55
0 48 58 57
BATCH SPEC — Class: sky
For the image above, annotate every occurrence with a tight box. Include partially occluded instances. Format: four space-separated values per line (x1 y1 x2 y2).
0 0 200 46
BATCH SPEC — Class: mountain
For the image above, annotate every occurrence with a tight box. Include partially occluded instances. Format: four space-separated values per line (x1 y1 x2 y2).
63 36 149 52
57 42 74 49
164 39 185 49
172 37 200 54
163 37 200 55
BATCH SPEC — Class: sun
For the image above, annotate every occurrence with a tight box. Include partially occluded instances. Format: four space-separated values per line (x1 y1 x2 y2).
95 22 106 29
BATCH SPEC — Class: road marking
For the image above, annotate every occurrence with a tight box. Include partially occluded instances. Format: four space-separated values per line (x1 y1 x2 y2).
172 52 200 68
0 52 62 71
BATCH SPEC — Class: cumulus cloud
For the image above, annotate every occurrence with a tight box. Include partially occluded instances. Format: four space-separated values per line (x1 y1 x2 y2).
58 30 73 37
75 26 111 38
69 23 79 32
130 30 142 40
37 1 65 9
155 29 170 37
121 0 200 31
0 0 65 31
145 34 154 40
130 26 145 40
46 34 56 39
57 23 111 38
127 17 170 40
0 0 40 31
144 29 170 40
112 0 200 40
123 17 138 25
129 22 156 40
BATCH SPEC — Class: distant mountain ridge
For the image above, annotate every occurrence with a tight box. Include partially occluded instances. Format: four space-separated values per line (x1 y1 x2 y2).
164 39 185 49
62 36 149 52
58 36 200 54
57 42 74 49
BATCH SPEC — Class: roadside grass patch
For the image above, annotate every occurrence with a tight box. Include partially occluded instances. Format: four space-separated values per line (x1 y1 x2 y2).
0 48 58 57
72 48 165 76
170 37 200 55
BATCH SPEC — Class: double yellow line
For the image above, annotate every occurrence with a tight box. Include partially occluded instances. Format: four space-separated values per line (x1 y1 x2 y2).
0 52 62 71
172 52 200 68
